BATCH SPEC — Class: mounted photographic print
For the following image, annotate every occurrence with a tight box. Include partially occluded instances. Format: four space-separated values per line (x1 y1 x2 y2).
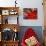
23 8 37 19
2 10 9 15
19 26 43 46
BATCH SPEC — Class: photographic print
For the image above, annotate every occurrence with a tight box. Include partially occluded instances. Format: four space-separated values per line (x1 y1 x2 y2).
18 26 43 46
23 8 37 19
2 10 9 15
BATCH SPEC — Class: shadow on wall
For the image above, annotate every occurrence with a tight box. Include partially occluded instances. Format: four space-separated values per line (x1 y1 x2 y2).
18 26 43 44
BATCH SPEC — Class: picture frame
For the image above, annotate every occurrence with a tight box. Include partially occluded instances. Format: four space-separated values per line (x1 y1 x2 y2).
2 10 9 15
23 8 37 19
9 10 18 15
